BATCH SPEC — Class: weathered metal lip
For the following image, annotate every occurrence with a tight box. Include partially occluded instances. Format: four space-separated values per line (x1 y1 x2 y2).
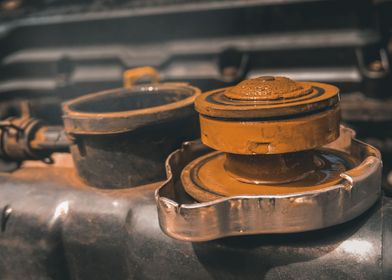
155 126 382 241
62 83 201 135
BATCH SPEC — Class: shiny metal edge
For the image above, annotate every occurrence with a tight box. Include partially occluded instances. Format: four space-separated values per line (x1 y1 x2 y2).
155 126 382 242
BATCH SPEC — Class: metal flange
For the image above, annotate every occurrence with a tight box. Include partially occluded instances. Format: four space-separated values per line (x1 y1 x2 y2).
155 127 382 241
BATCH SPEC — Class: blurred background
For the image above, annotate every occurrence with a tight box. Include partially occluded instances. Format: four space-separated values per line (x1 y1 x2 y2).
0 0 391 189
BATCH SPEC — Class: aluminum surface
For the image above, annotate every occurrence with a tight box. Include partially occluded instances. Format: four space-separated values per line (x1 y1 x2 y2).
0 160 389 279
155 126 382 241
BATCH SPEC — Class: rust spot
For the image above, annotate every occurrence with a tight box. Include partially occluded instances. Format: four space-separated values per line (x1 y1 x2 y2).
225 76 312 101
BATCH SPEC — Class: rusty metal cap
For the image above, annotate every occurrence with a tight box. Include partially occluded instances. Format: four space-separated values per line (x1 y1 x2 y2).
195 76 339 119
195 76 341 154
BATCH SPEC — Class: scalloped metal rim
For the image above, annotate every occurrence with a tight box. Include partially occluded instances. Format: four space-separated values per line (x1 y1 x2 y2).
155 126 382 242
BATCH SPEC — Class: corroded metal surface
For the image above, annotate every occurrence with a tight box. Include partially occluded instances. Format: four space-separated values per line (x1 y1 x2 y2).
198 106 340 154
182 148 357 201
195 78 340 119
62 83 200 135
156 76 382 240
196 76 340 154
0 117 67 164
224 76 312 100
184 76 346 202
62 83 201 188
155 127 382 240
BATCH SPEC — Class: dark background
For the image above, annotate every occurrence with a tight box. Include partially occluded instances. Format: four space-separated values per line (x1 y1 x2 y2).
0 0 391 189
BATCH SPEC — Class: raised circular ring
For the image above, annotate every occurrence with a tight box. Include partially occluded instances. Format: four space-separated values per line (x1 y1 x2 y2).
195 82 339 119
181 148 357 202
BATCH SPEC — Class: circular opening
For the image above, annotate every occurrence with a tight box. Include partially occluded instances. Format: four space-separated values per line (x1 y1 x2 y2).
62 84 200 134
69 87 194 114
